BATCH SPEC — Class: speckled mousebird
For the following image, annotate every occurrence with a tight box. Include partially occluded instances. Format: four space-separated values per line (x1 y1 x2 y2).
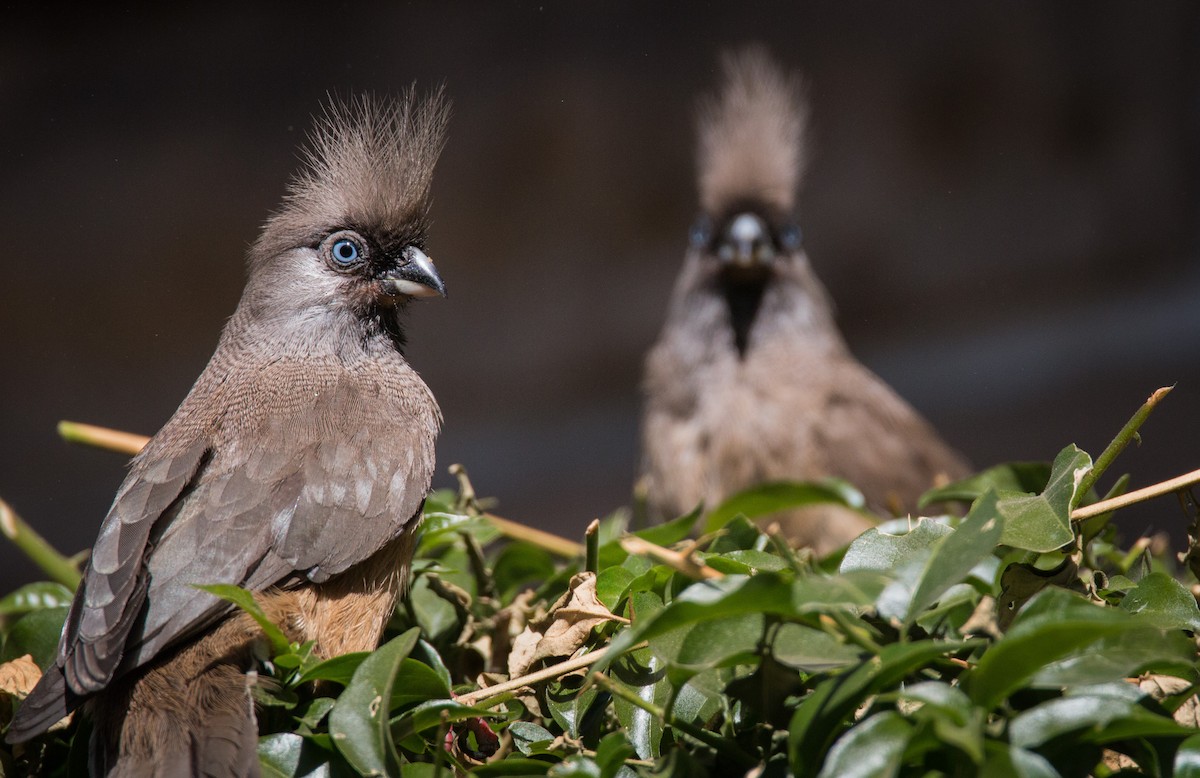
7 90 449 776
640 48 969 554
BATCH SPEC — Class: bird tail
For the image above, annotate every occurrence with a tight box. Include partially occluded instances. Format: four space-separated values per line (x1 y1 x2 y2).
697 45 808 217
89 619 261 777
6 664 80 744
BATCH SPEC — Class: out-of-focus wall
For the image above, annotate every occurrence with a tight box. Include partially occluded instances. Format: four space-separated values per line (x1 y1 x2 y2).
1 3 1197 589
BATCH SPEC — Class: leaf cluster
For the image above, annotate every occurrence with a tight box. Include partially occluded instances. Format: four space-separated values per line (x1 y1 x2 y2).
3 426 1200 776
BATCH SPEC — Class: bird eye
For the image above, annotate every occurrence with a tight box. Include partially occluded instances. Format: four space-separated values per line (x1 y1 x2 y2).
779 223 803 251
322 231 369 271
332 238 361 265
689 216 713 249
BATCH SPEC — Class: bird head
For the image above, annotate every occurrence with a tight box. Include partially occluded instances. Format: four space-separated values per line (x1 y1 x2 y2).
682 47 821 357
240 90 450 345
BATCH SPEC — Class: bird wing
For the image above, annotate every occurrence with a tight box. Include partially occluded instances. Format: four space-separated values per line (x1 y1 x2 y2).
116 361 438 672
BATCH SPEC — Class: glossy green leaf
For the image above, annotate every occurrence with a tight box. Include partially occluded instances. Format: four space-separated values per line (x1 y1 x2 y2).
508 721 555 755
493 542 557 601
632 505 702 546
469 757 553 776
595 566 636 611
1175 733 1200 778
1 606 68 668
704 480 861 534
297 652 370 686
0 582 74 616
964 588 1134 709
919 461 1051 508
328 628 420 776
816 711 912 778
390 657 452 708
1120 571 1200 631
195 583 290 656
771 623 861 672
257 732 336 777
994 445 1091 552
789 639 969 771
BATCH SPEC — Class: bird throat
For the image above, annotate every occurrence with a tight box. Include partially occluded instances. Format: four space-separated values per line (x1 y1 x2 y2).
721 276 769 358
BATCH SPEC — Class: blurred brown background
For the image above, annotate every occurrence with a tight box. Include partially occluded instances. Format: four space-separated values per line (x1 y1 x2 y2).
2 2 1198 590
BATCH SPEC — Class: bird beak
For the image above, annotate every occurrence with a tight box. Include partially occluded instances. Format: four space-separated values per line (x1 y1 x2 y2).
386 247 446 298
716 212 776 268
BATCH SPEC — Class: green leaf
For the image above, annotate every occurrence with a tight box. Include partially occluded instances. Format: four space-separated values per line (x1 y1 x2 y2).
1175 733 1200 778
816 711 913 778
896 681 985 764
665 611 764 678
1 606 68 668
964 588 1135 709
298 652 370 686
391 698 496 742
0 582 74 616
508 721 555 755
468 757 553 776
704 481 861 534
995 445 1091 552
195 583 290 656
390 657 452 709
1120 571 1200 631
632 505 701 546
789 639 970 772
1010 682 1193 748
493 542 557 601
979 741 1059 778
1029 626 1195 689
547 755 603 777
905 491 1005 623
595 566 636 612
593 730 636 778
328 628 420 776
919 462 1051 508
610 645 669 759
771 623 861 672
600 571 886 672
257 732 336 777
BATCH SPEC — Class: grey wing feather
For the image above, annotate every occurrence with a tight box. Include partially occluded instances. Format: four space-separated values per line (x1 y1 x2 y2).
63 436 211 693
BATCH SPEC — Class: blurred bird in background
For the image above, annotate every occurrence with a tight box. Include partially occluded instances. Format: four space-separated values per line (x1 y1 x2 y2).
6 91 449 776
640 47 970 554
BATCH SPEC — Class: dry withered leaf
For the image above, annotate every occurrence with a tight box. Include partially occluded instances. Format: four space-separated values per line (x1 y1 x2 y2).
507 572 620 677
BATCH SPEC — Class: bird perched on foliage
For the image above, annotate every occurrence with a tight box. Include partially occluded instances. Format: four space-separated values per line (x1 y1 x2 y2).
640 48 969 553
7 91 450 776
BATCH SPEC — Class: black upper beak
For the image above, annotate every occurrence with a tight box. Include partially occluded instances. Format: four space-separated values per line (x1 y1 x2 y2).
385 246 446 299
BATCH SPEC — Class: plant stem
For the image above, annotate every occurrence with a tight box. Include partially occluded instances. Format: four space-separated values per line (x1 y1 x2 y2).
585 519 600 574
0 497 82 589
58 420 148 456
590 671 758 769
1071 466 1200 521
456 643 644 707
1077 386 1172 500
619 536 724 580
484 513 583 558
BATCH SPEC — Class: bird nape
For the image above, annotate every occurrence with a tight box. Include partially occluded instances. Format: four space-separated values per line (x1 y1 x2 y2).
639 46 970 555
7 90 450 778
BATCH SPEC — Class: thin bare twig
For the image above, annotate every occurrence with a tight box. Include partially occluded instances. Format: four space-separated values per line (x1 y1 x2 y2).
456 643 645 707
0 497 81 589
1072 467 1200 521
619 536 724 580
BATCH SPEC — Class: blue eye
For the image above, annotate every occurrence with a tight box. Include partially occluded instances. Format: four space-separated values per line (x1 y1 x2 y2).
331 237 362 265
779 223 802 251
689 216 713 249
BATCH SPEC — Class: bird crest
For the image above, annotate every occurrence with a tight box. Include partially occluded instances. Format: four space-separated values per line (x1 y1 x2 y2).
697 46 807 218
260 89 450 255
